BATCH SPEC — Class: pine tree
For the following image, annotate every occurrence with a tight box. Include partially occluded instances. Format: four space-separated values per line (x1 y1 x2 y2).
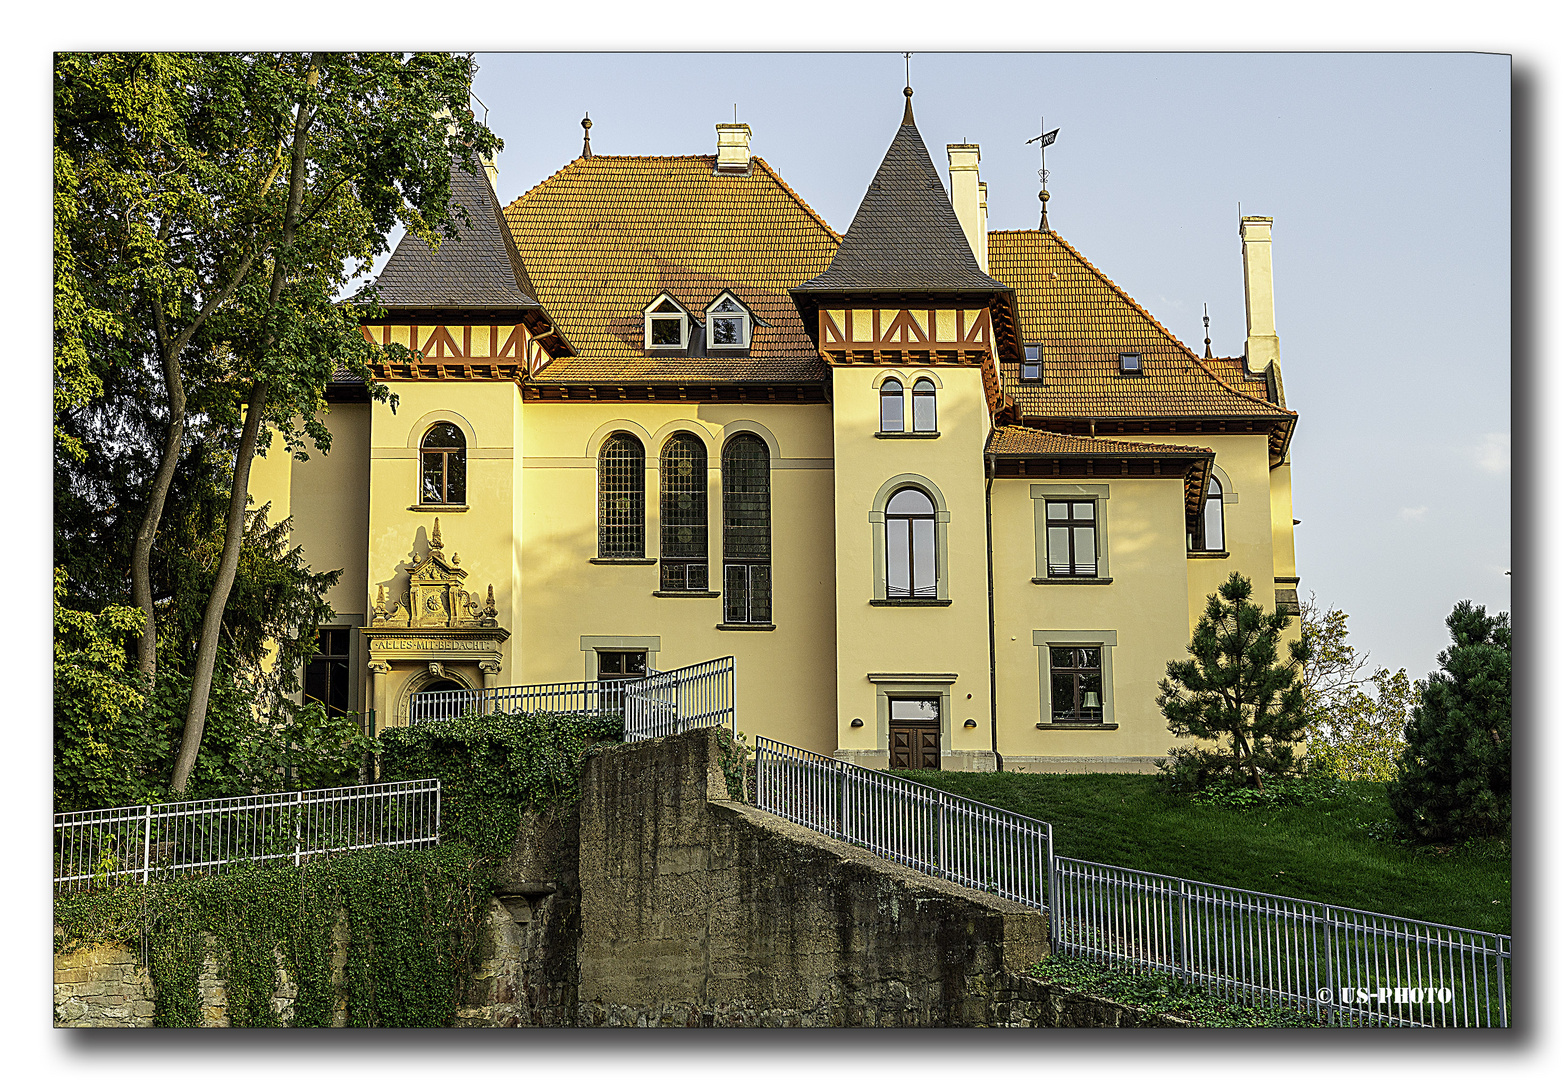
1157 572 1312 790
1387 602 1511 843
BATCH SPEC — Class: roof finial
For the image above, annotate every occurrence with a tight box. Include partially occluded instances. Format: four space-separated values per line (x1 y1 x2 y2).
430 517 443 551
902 53 915 125
1026 116 1061 232
581 112 593 159
1203 303 1213 359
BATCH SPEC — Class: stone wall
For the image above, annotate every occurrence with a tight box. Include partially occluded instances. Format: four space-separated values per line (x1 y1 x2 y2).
573 728 1051 1027
56 727 1184 1028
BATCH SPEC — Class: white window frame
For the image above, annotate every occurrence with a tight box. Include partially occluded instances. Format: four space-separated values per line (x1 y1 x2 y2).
704 291 752 350
644 293 690 351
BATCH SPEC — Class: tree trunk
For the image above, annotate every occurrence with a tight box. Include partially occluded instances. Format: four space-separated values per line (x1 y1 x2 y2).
130 342 187 682
169 56 319 795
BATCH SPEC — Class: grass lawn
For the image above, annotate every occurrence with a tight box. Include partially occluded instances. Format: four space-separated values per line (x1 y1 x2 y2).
892 770 1511 935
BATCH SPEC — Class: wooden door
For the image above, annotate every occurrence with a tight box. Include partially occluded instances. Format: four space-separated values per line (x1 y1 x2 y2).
888 697 941 770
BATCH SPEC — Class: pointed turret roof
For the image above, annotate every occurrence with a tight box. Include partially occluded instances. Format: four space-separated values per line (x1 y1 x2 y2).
795 97 1008 294
372 156 544 310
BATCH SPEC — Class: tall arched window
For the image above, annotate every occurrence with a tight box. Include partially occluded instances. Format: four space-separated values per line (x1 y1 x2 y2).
660 433 708 591
722 434 771 624
420 423 467 505
1202 476 1225 552
912 378 937 432
879 378 904 433
598 433 645 558
885 487 937 598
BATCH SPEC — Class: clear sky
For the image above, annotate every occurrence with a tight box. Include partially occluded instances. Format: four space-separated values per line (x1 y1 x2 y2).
470 51 1511 684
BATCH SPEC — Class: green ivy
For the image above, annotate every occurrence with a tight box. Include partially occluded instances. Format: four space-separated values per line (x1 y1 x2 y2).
1030 954 1325 1028
378 710 620 853
55 843 494 1027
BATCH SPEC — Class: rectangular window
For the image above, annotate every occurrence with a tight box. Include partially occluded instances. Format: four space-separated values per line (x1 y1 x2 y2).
1021 344 1043 381
1049 647 1104 722
710 316 744 347
1119 351 1142 374
596 650 648 681
1045 500 1098 577
724 563 771 624
304 628 351 717
649 316 684 346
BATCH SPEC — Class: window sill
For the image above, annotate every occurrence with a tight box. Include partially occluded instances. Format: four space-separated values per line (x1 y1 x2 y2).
653 590 720 598
1187 550 1230 559
1036 722 1119 730
870 598 952 607
874 431 940 439
716 622 776 631
589 557 655 565
409 504 468 512
1031 576 1113 585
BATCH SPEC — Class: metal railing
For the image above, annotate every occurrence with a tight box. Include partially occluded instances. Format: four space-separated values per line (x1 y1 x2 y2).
624 657 736 742
752 737 1053 909
54 779 441 894
750 736 1509 1027
409 680 628 724
1052 858 1510 1028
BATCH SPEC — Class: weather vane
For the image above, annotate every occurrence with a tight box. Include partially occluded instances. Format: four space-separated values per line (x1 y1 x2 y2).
1026 116 1061 231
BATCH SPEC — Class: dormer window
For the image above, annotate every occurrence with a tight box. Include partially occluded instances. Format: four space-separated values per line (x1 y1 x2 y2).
644 295 690 350
1021 344 1043 381
1119 351 1142 374
705 292 751 350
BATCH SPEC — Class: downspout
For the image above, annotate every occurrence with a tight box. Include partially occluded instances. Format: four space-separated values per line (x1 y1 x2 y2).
985 451 1001 770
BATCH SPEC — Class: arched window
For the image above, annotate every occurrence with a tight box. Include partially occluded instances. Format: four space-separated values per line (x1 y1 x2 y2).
420 423 466 505
660 433 708 591
885 487 937 599
912 378 937 432
722 434 771 624
598 433 645 558
1202 476 1225 552
879 378 904 433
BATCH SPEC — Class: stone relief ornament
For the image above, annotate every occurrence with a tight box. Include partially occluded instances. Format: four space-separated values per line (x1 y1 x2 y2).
369 518 499 631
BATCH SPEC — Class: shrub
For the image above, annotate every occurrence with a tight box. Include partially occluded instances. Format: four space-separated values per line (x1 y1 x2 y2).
378 710 621 853
1388 602 1510 843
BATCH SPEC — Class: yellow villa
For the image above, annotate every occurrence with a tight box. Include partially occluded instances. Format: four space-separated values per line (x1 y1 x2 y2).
251 90 1301 774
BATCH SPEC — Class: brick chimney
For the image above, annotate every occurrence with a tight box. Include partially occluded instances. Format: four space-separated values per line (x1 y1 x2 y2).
1240 216 1280 376
946 144 986 273
716 123 752 173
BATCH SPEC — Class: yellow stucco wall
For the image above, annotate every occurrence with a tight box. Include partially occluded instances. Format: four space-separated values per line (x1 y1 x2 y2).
289 406 372 625
515 401 838 754
829 366 996 770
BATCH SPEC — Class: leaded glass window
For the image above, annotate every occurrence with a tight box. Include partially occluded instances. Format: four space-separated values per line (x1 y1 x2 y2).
660 433 708 591
420 423 466 505
598 433 645 558
722 434 771 624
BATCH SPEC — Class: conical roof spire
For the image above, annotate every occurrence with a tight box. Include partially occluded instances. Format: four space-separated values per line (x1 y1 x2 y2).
795 101 1008 294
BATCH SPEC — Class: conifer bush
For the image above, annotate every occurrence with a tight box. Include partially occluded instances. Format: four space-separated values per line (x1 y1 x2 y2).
1156 572 1312 791
1387 602 1511 843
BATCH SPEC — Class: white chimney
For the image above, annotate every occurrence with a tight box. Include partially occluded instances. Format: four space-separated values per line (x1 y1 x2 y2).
482 154 499 195
946 143 986 272
715 123 752 173
978 181 989 272
1240 216 1280 376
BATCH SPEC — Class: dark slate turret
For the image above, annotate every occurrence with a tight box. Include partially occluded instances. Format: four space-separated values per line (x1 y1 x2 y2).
372 156 544 311
794 89 1008 295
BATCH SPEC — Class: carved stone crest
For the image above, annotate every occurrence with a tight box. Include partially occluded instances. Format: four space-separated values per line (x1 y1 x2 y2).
371 518 500 630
